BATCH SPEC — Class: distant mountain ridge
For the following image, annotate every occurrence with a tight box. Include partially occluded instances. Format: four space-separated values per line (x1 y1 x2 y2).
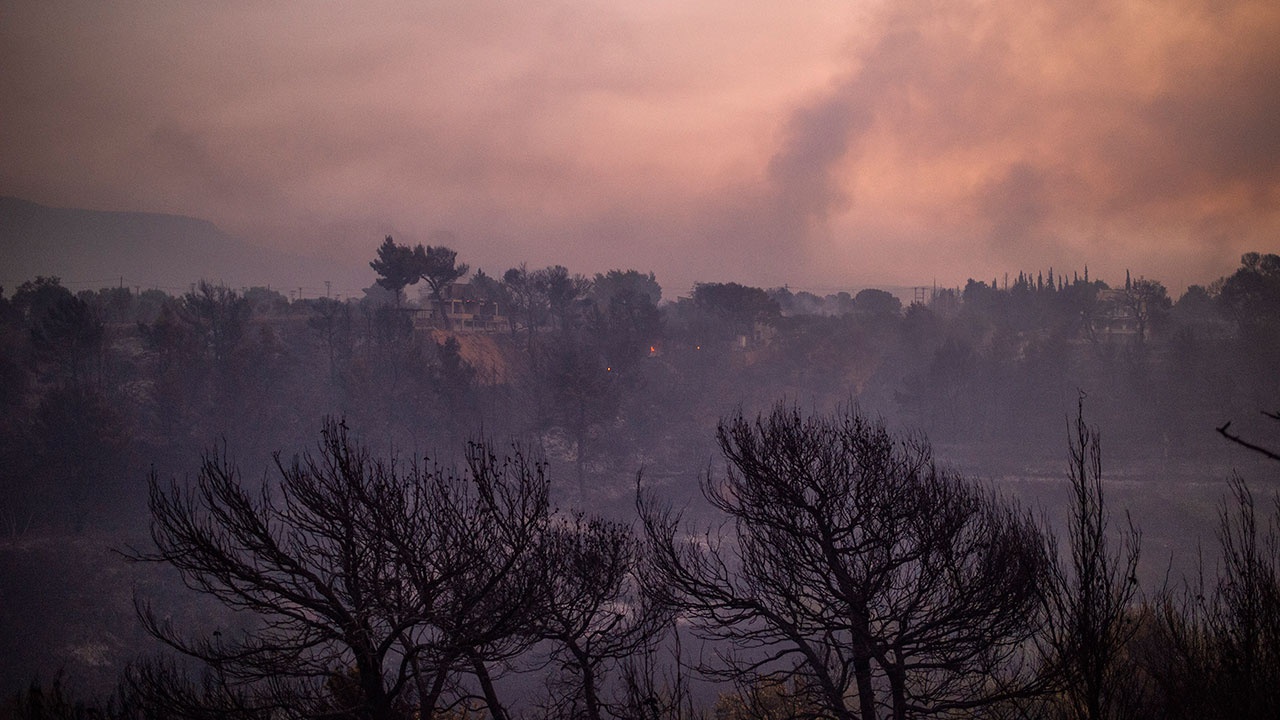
0 197 362 296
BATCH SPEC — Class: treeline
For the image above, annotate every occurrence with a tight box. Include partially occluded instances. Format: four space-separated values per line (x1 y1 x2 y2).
2 247 1279 534
0 240 1274 524
5 405 1280 719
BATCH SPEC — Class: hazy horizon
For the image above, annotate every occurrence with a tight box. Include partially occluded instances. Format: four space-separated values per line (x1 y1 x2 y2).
3 1 1279 296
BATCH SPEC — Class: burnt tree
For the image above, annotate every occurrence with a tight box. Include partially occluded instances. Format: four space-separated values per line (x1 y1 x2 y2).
642 405 1051 720
126 419 550 720
1044 398 1143 720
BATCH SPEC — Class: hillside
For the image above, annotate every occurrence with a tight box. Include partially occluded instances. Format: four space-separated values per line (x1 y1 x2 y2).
0 197 360 296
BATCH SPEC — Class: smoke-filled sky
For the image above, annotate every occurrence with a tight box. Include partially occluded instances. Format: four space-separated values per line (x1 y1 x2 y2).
2 0 1278 296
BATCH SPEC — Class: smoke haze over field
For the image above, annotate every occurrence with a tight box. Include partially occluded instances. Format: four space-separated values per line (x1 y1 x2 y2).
3 0 1279 293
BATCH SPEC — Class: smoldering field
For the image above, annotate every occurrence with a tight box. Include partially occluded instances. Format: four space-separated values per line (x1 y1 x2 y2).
1 254 1278 708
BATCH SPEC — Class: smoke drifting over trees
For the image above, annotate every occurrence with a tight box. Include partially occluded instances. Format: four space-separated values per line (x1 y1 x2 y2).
2 248 1280 718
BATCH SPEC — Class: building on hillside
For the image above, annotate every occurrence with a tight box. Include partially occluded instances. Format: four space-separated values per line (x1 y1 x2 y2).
1090 289 1139 337
413 282 505 332
737 321 777 349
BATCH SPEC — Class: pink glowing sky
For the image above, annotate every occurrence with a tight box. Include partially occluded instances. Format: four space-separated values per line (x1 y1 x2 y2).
3 0 1279 296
